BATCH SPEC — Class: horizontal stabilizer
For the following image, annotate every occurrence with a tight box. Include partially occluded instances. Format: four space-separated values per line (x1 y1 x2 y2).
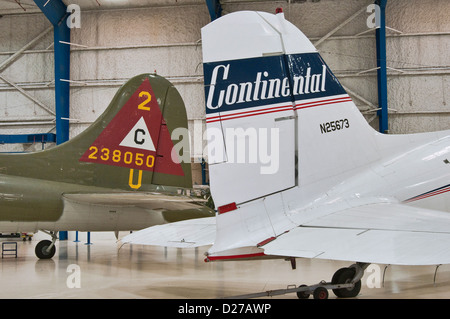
116 201 450 265
302 202 450 233
263 227 450 266
63 192 206 211
263 203 450 265
121 217 216 248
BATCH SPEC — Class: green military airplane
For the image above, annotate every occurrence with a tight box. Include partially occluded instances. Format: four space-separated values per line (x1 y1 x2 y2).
0 74 214 259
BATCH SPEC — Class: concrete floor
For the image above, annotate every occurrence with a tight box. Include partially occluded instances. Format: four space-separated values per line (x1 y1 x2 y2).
1 233 450 299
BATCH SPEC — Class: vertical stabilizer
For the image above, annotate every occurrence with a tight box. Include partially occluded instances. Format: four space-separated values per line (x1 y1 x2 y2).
202 11 382 260
0 74 192 191
202 11 380 208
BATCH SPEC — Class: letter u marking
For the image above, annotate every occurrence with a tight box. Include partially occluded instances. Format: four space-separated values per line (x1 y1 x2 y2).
128 169 143 189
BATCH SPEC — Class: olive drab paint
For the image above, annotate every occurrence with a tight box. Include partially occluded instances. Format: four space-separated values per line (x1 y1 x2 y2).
0 74 193 222
79 77 185 177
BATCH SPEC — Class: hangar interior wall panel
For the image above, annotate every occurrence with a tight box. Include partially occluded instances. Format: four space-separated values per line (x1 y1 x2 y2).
0 0 448 158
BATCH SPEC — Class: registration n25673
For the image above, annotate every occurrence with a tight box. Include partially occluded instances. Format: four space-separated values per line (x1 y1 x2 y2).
320 119 349 134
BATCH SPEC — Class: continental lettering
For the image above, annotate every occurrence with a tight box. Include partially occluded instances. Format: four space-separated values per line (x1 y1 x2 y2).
206 64 327 110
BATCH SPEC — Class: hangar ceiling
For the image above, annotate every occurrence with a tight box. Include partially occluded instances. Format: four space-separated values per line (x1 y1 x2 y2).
1 0 208 14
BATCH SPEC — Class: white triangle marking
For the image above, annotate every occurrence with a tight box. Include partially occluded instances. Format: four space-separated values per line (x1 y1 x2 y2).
119 117 156 151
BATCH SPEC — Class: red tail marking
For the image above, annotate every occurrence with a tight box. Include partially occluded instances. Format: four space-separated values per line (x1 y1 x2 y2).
79 78 184 176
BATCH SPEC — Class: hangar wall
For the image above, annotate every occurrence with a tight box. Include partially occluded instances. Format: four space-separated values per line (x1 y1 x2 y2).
0 0 448 185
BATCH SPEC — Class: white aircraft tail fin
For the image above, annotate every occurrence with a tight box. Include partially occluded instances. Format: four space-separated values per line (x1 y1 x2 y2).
123 10 450 268
202 10 380 210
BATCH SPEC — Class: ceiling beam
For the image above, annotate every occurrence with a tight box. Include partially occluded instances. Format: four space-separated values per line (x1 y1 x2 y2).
205 0 222 21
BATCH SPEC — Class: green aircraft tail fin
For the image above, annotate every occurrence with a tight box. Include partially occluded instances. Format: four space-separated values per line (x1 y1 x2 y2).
0 74 192 191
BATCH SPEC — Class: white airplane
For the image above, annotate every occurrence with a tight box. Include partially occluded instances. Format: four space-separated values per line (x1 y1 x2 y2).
123 10 450 298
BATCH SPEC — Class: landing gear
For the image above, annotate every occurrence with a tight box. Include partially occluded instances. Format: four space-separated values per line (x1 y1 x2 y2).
295 262 369 299
331 266 362 298
35 231 58 259
224 262 369 299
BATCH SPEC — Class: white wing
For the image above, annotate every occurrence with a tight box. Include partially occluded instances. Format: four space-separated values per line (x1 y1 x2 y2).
262 203 450 265
121 217 216 248
119 202 450 265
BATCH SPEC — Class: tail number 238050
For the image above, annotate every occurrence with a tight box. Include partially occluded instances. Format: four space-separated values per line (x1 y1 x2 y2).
87 146 155 168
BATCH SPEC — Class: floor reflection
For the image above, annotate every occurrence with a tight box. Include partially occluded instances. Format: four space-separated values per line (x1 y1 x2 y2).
0 237 448 299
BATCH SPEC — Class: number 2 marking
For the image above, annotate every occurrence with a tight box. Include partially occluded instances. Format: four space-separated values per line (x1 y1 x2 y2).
88 146 98 159
138 91 151 111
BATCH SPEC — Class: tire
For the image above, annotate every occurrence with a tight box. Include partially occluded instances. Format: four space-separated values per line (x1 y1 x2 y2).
313 287 329 299
296 285 310 299
35 240 56 259
331 267 361 298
